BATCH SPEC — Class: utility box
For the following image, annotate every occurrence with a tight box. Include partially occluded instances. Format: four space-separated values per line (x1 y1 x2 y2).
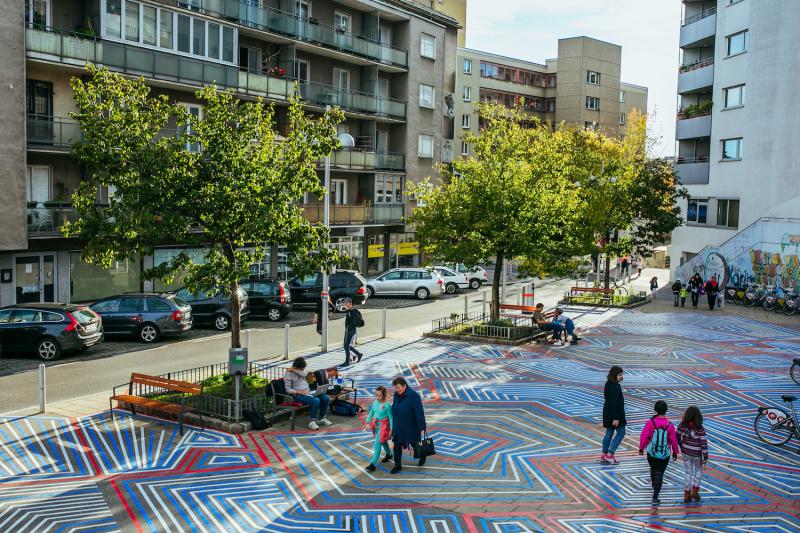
229 348 249 375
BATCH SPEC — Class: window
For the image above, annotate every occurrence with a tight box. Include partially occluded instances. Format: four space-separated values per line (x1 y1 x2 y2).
717 199 740 228
586 96 600 110
105 0 122 38
146 298 172 312
26 166 51 203
0 310 11 324
420 33 436 59
182 103 203 152
419 84 435 109
619 90 626 103
724 84 745 108
192 18 205 56
418 134 434 158
461 114 470 129
143 5 157 45
124 0 140 42
584 121 598 131
12 310 42 323
586 70 600 85
461 141 468 155
25 0 51 28
381 271 402 281
722 138 743 160
334 68 351 92
177 14 190 53
160 10 173 48
208 23 220 60
687 198 708 224
222 26 235 62
546 99 555 113
463 86 471 102
334 11 351 33
463 58 472 74
375 175 403 204
118 297 145 313
727 30 748 56
92 299 120 313
619 113 626 125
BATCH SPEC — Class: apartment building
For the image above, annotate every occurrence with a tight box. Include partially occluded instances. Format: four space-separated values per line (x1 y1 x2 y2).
670 0 800 269
455 37 648 157
0 0 458 305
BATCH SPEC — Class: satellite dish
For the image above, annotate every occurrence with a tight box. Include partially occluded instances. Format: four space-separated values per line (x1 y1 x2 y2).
338 133 355 148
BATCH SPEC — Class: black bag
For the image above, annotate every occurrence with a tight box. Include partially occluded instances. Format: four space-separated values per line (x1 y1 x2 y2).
328 384 343 395
243 408 271 430
330 399 362 417
267 378 288 400
353 309 365 328
412 431 436 459
313 369 329 386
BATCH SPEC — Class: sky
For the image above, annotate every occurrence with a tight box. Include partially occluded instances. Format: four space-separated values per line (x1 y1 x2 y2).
464 0 681 156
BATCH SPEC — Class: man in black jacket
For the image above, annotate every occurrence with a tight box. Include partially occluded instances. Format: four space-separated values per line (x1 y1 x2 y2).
342 298 364 367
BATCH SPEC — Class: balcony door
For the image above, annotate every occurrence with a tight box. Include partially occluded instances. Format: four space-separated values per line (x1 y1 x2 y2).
295 0 310 39
15 254 56 304
330 179 347 205
25 0 51 28
26 80 53 145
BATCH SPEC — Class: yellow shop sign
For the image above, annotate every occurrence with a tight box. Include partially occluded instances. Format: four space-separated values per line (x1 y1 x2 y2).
368 242 420 258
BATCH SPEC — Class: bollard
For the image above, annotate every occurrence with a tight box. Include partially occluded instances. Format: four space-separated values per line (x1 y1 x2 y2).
38 364 46 413
482 292 487 316
382 308 387 339
464 294 468 315
284 323 290 360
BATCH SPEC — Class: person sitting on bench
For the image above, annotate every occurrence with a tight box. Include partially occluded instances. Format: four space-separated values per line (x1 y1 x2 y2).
553 308 580 343
284 357 333 431
532 303 565 345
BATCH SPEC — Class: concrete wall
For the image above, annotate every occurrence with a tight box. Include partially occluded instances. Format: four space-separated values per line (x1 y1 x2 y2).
0 0 27 252
432 0 466 48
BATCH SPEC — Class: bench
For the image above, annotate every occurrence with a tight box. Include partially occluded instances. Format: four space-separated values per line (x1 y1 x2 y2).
110 373 203 435
531 310 559 342
568 286 615 305
498 303 536 316
267 367 358 430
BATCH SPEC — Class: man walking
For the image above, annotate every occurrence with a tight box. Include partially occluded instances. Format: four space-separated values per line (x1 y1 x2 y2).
342 298 364 367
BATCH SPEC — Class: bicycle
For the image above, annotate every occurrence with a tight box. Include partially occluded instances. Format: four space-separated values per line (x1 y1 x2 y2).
783 291 800 316
743 284 766 307
792 358 800 386
754 395 799 451
724 285 746 305
761 287 780 312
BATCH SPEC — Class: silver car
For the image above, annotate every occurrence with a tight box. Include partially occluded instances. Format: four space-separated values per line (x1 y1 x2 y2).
366 268 445 300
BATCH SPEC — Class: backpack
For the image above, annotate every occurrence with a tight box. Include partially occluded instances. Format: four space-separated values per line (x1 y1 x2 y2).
647 417 672 460
267 378 288 400
313 369 329 386
353 309 365 328
330 399 363 417
242 408 271 430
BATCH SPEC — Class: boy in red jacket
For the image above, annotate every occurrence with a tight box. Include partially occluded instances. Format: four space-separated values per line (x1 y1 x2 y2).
639 400 680 505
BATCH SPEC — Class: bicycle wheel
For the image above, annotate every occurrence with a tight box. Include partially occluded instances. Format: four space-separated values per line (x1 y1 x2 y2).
744 293 756 307
791 362 800 385
754 411 794 445
784 300 797 316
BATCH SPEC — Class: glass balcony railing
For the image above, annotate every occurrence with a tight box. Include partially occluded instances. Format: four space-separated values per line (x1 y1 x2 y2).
320 150 405 171
301 203 404 225
170 0 408 68
27 204 78 235
25 27 407 120
26 116 82 150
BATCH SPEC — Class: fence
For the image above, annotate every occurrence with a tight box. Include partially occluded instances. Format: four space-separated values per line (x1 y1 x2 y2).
430 312 533 340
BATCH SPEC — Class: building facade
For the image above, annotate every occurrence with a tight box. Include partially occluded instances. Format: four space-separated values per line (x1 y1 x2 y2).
671 0 800 271
0 0 458 305
455 37 648 157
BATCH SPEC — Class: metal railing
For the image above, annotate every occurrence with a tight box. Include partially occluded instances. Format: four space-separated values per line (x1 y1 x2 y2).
679 57 714 73
25 27 407 120
430 312 533 340
157 0 408 68
682 7 716 26
318 150 405 171
26 116 82 150
301 203 404 225
676 155 710 164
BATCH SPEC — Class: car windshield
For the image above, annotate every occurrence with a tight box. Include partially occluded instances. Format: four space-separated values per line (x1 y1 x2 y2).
172 296 190 308
72 308 97 324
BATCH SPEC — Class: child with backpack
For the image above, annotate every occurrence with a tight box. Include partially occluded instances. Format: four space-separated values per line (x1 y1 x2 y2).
677 406 708 504
679 284 688 308
639 400 679 505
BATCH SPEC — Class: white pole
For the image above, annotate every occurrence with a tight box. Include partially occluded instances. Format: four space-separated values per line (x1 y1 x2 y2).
38 364 46 413
381 308 387 338
464 294 468 315
246 329 251 350
321 106 331 353
501 260 507 303
482 291 487 316
284 323 290 360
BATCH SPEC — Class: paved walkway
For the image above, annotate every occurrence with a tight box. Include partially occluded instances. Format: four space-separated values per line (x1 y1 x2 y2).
1 309 799 532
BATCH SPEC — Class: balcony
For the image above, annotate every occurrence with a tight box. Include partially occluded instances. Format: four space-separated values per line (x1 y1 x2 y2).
27 204 78 237
162 0 408 69
26 116 82 151
678 58 714 94
675 156 710 185
680 8 716 48
301 203 404 225
25 27 407 120
676 114 712 140
320 150 405 172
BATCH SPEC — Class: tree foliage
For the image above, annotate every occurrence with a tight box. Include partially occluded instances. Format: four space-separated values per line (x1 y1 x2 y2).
66 65 344 347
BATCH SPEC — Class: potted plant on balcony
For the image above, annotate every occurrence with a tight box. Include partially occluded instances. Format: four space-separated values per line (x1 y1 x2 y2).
266 66 286 78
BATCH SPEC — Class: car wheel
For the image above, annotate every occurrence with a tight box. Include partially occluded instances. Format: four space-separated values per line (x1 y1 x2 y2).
469 279 481 290
37 337 61 361
267 306 283 322
366 286 375 298
334 297 348 313
445 283 458 294
139 323 160 343
213 314 231 331
415 287 430 300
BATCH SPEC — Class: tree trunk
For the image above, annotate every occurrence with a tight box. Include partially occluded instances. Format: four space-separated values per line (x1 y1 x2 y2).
603 254 611 290
229 280 242 349
490 251 504 322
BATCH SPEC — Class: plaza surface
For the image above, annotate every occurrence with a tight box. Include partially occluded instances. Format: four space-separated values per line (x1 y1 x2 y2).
1 309 799 532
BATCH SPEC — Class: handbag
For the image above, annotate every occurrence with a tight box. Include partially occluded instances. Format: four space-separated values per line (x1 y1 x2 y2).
412 431 436 459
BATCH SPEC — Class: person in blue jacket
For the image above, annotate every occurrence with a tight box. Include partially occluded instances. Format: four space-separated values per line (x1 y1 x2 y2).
390 376 427 474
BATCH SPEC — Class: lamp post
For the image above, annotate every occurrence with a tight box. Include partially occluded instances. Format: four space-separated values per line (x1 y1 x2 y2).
321 106 331 353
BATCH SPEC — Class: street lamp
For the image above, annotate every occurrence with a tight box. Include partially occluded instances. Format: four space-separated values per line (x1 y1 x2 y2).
321 105 332 353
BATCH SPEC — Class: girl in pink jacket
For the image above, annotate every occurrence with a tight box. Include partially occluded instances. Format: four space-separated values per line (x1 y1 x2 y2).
639 400 680 505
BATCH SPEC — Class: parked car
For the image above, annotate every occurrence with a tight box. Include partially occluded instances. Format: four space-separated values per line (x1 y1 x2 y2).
241 278 292 321
174 287 250 331
431 266 471 294
446 263 490 289
90 293 192 343
288 270 368 312
0 303 103 361
366 268 445 300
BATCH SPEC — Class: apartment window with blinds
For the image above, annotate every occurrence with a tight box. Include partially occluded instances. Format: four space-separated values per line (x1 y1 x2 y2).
586 70 600 85
419 84 435 109
461 114 470 129
420 33 436 59
722 138 743 160
418 134 434 158
717 199 740 228
586 96 600 110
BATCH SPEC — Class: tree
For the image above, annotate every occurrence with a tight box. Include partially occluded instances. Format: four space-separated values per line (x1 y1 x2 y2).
409 103 585 321
65 65 343 348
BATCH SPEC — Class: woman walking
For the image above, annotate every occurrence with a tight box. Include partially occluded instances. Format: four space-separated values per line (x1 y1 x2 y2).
364 386 393 472
650 276 659 299
705 275 719 310
390 376 427 474
601 366 627 465
639 400 680 505
677 406 708 503
688 274 704 309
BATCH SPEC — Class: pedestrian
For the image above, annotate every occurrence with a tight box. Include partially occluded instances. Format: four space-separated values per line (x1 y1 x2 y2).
705 275 719 310
553 308 581 344
671 279 682 307
639 400 680 505
636 257 644 277
364 386 393 472
680 283 688 308
688 274 704 309
601 365 626 465
650 276 659 299
621 256 630 278
677 405 708 504
284 357 333 431
341 298 364 367
314 295 333 335
390 376 427 474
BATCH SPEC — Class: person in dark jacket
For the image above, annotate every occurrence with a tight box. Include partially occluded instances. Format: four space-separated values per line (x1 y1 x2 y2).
341 298 363 367
704 275 719 310
601 365 627 465
671 280 682 307
390 376 427 474
688 274 703 309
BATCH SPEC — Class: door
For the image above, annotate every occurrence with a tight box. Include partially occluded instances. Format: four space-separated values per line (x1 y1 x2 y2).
289 274 319 304
330 179 347 205
375 130 388 155
295 0 310 38
116 297 145 334
9 309 44 353
379 23 391 62
91 298 121 333
26 80 53 144
15 255 56 304
376 270 402 294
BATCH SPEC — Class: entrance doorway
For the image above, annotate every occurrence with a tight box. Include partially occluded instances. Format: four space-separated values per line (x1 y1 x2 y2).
15 254 56 304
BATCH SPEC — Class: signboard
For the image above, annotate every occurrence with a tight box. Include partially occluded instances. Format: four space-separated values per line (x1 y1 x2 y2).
368 242 420 259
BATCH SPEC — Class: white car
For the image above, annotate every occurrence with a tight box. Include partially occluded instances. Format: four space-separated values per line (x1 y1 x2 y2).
432 266 471 294
366 268 445 300
446 264 489 289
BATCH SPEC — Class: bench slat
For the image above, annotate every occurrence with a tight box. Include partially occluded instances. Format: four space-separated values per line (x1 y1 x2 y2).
111 395 190 414
130 373 202 395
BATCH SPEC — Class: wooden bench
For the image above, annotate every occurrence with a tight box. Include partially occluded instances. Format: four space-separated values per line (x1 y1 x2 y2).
531 310 559 342
498 303 536 316
268 367 358 430
568 286 615 305
110 373 204 435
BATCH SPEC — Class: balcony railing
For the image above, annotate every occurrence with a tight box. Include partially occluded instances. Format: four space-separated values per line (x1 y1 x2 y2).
25 27 407 120
679 57 714 73
319 150 405 171
676 155 709 164
26 116 82 150
301 203 404 225
161 0 408 69
682 7 716 26
27 204 78 236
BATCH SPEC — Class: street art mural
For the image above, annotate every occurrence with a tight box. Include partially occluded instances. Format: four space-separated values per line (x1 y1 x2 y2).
675 219 800 292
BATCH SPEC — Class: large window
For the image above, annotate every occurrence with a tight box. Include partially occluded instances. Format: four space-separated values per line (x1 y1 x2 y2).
70 252 141 302
418 134 434 158
334 11 351 33
26 166 51 203
124 0 139 41
419 84 435 109
153 247 208 291
726 30 748 56
375 174 403 204
463 58 472 74
479 61 547 88
717 199 740 228
420 33 436 59
480 88 544 112
586 70 600 85
586 96 600 110
722 138 743 160
142 5 156 45
463 86 471 102
687 198 708 224
106 0 122 38
182 103 203 152
724 84 745 108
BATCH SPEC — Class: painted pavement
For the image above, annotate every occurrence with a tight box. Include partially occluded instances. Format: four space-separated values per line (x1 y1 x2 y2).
1 310 799 532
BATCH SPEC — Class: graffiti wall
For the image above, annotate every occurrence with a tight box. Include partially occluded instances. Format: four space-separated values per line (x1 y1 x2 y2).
674 218 800 291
